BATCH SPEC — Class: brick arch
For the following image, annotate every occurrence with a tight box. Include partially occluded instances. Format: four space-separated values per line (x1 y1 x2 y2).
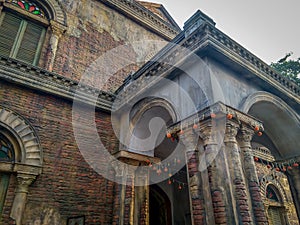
260 177 288 203
38 0 67 25
0 106 42 167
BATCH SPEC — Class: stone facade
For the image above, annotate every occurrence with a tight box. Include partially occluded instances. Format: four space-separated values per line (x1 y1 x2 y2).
0 1 299 225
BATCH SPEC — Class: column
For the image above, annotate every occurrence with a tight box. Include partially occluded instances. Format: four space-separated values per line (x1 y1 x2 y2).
199 121 231 225
134 167 149 225
238 126 269 224
224 121 253 225
111 161 136 225
287 167 300 220
10 173 36 225
47 20 66 71
180 129 206 225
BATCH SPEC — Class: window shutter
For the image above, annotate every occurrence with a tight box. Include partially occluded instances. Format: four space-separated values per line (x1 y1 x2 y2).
15 20 45 65
268 207 283 225
0 12 22 57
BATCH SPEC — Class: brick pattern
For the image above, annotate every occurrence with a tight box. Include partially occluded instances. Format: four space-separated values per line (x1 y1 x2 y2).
186 151 206 225
0 80 118 224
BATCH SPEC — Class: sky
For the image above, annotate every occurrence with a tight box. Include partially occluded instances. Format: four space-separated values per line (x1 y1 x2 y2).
146 0 300 64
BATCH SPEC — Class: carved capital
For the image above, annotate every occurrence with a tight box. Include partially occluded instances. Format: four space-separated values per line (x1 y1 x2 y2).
199 122 217 146
15 173 36 193
179 129 198 151
111 160 136 178
50 20 66 38
224 121 239 143
238 126 254 147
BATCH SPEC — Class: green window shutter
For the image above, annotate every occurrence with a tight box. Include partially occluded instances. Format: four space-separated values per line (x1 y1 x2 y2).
0 174 10 215
0 11 46 65
0 12 22 57
15 20 45 65
268 207 284 225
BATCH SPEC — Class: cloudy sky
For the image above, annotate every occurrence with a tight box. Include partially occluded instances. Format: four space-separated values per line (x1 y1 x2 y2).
147 0 300 64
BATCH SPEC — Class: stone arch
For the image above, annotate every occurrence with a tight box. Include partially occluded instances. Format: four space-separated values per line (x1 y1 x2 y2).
126 97 178 157
0 105 42 167
37 0 67 26
130 97 178 126
240 91 300 159
260 178 288 203
240 91 299 122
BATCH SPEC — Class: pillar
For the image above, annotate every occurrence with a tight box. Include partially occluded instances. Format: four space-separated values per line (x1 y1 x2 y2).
238 126 269 224
224 121 254 225
287 167 300 221
47 20 66 71
134 167 149 225
10 173 36 225
199 119 227 225
111 161 137 225
180 129 205 225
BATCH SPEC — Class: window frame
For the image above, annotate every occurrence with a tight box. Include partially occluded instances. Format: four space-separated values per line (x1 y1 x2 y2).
0 1 49 65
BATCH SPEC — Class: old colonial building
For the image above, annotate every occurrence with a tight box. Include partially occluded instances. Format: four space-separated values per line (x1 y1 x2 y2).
0 0 299 224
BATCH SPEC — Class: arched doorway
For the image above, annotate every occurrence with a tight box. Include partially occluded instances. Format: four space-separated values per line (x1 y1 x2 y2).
149 184 172 225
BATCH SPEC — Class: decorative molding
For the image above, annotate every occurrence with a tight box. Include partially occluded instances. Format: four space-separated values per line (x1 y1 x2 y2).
252 147 275 162
101 0 180 40
240 91 300 121
115 20 299 110
167 102 263 136
0 105 43 167
0 56 115 111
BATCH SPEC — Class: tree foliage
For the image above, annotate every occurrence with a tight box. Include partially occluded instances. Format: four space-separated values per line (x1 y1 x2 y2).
270 52 300 86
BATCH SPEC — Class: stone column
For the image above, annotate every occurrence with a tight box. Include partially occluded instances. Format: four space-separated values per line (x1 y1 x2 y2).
287 167 300 220
199 121 232 225
238 126 269 224
134 167 149 225
224 121 254 225
47 20 66 71
180 129 205 225
10 173 36 225
111 161 136 225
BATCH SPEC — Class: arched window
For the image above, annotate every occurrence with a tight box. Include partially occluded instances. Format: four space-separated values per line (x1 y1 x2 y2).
0 0 49 65
0 134 14 216
266 185 286 225
266 185 280 202
0 133 15 162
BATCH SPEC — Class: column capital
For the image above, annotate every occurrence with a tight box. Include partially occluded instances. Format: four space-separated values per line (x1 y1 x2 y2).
111 160 136 178
15 173 36 193
199 121 218 146
224 121 239 143
50 20 67 38
179 128 198 151
238 126 255 145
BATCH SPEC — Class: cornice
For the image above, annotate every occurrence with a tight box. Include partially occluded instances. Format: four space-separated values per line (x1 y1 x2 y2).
166 101 264 136
204 24 300 97
0 56 115 112
115 20 300 110
101 0 180 40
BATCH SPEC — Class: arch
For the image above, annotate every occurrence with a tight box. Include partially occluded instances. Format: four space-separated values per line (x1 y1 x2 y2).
0 105 42 167
260 177 288 203
127 97 178 157
130 97 178 126
36 0 67 25
149 184 172 225
240 91 299 122
240 91 300 159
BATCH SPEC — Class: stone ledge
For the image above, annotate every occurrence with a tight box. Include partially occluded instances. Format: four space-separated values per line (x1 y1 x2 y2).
0 56 115 112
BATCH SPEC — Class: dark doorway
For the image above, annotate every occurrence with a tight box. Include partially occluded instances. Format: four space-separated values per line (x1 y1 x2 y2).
149 185 172 225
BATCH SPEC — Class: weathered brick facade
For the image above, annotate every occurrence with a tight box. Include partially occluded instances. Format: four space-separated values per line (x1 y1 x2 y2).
0 0 299 225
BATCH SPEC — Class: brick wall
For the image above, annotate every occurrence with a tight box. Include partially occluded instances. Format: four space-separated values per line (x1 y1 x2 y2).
0 80 118 224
